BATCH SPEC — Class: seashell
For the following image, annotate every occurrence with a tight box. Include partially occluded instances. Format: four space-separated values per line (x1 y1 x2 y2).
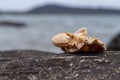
52 27 106 53
80 37 106 52
74 27 88 37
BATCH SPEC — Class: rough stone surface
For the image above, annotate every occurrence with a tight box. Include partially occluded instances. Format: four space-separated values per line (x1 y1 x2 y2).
0 50 120 80
107 33 120 50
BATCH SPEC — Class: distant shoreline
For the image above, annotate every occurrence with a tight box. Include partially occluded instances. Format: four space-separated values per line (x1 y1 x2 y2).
1 4 120 15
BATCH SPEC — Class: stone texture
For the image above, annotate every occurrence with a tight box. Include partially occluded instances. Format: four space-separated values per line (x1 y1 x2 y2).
0 50 120 80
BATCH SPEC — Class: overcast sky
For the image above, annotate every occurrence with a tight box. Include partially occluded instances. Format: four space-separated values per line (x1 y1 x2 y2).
0 0 120 11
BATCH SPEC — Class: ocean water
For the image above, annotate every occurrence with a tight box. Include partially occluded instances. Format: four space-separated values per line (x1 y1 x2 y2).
0 14 120 53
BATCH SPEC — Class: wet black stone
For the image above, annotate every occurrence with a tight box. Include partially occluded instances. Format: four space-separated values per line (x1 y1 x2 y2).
107 33 120 50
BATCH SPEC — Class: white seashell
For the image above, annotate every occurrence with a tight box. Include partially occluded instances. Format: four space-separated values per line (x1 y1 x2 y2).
52 27 106 53
52 33 70 47
74 27 88 37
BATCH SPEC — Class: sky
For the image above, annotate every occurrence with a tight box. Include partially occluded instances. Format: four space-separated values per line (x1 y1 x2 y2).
0 0 120 11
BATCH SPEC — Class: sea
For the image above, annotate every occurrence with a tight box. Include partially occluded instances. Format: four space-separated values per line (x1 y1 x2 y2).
0 14 120 53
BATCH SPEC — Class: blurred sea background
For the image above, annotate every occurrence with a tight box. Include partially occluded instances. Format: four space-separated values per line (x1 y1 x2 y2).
0 14 120 53
0 0 120 53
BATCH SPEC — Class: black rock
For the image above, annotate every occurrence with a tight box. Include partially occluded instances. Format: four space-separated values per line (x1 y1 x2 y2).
0 50 120 80
107 33 120 50
0 21 26 28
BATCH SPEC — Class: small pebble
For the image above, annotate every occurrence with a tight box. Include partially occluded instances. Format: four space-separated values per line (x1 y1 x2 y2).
69 63 73 66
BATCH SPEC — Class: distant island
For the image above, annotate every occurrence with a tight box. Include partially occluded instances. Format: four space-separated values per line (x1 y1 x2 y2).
1 4 120 14
27 4 120 14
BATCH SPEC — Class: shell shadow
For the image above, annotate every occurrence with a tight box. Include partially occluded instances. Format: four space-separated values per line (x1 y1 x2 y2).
62 51 105 56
